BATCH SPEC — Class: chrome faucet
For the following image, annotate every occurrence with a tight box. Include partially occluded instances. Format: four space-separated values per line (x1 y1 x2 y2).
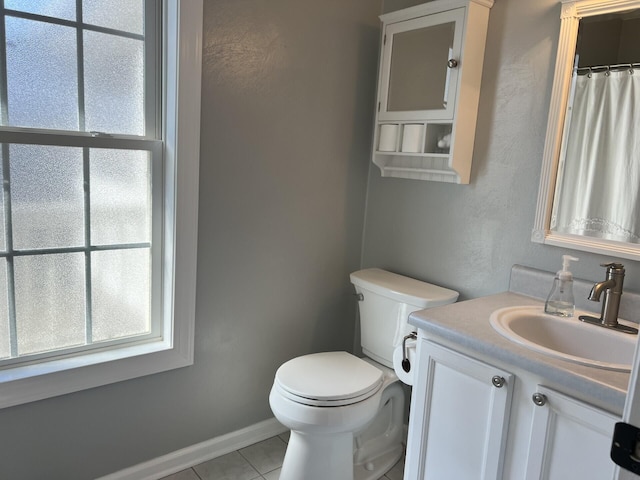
579 263 638 334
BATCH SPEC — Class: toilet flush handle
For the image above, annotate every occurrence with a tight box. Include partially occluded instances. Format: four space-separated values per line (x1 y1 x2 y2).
354 293 364 301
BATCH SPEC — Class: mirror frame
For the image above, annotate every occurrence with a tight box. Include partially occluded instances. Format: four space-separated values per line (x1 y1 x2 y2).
532 0 640 261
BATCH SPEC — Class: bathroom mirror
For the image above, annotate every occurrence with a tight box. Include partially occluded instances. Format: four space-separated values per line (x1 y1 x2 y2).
532 0 640 260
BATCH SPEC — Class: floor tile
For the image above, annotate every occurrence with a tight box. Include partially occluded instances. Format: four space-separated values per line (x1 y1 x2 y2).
157 433 404 480
385 456 405 480
193 451 261 480
239 436 287 474
159 468 200 480
262 468 281 480
278 431 290 444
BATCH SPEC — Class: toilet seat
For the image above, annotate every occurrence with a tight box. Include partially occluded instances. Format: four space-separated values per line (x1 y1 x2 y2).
274 351 383 407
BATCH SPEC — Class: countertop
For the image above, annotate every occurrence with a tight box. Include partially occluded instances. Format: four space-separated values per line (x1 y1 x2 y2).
409 291 631 414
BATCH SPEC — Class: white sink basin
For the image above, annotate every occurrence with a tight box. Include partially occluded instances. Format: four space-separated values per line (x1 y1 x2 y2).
489 306 637 372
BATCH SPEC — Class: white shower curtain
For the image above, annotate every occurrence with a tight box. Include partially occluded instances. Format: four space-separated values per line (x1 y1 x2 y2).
551 69 640 243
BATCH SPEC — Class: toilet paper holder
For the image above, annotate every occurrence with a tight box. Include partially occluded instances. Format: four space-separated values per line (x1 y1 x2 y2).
402 332 417 372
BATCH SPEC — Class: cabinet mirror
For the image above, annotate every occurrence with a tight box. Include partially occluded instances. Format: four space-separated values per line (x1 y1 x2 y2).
378 8 463 121
387 22 455 112
533 0 640 260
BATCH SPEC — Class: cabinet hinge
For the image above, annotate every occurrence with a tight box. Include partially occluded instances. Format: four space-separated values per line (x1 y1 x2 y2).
611 422 640 474
378 102 381 112
383 34 386 45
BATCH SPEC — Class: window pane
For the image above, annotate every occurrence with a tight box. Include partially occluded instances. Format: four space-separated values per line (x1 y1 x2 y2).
0 259 9 359
91 248 150 342
82 0 144 34
5 0 76 21
15 253 86 356
90 149 151 245
84 31 144 135
5 17 79 130
10 145 85 250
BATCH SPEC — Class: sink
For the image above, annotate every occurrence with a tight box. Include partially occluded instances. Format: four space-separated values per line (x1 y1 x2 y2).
489 306 637 372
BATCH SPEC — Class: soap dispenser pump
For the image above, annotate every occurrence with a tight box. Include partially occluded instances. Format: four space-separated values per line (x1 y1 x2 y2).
545 255 579 317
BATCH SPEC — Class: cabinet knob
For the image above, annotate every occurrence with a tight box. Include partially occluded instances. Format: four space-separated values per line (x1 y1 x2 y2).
447 58 458 68
532 393 547 406
491 375 505 388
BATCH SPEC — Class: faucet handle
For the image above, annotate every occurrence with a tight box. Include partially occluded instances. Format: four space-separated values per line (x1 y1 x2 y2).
601 262 624 271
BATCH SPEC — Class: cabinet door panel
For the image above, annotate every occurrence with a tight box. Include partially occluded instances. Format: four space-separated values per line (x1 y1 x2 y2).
405 340 513 480
525 386 618 480
378 8 464 121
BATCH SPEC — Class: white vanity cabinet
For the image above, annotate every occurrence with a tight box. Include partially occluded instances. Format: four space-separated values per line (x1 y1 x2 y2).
404 340 514 479
405 337 620 480
372 0 493 183
524 386 618 479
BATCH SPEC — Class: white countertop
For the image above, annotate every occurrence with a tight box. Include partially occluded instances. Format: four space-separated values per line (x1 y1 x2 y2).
409 291 631 414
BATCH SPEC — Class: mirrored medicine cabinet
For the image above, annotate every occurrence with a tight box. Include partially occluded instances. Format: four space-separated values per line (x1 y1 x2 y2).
533 0 640 260
371 0 493 183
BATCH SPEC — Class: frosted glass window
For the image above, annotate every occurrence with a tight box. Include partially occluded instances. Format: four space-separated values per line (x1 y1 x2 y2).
82 0 144 35
14 253 86 356
0 0 171 380
10 145 84 250
5 0 76 21
90 149 151 245
91 248 150 342
0 260 9 359
84 31 144 135
5 17 79 130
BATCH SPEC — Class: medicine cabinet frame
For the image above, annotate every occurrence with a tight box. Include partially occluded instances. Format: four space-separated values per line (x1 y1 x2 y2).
372 0 494 183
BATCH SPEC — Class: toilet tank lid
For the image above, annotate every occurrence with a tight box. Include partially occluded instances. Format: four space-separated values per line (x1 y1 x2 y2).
350 268 459 308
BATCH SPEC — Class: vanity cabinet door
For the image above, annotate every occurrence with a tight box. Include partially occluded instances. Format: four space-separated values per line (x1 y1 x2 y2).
525 386 618 480
404 340 513 480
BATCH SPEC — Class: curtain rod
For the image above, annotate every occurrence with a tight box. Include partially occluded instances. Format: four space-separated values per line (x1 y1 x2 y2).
575 62 640 75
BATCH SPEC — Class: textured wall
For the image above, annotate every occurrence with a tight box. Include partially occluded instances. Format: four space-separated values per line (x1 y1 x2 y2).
0 1 380 478
365 0 640 300
3 0 639 478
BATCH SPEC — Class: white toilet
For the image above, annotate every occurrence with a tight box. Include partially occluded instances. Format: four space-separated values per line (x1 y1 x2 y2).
269 268 459 480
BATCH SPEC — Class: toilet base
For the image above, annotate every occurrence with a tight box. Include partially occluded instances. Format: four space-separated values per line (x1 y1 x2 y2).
280 431 354 480
353 380 405 480
354 445 403 480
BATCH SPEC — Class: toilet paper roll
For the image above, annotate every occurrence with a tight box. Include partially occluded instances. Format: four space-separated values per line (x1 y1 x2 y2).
401 124 423 153
393 338 417 385
378 124 398 152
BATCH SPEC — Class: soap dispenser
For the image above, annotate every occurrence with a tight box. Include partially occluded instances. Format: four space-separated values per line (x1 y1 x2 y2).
545 255 579 317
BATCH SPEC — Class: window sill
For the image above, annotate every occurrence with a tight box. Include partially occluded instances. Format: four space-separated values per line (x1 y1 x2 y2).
0 337 193 408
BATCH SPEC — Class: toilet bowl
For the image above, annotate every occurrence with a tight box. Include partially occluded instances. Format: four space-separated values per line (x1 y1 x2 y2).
270 352 404 480
269 268 459 480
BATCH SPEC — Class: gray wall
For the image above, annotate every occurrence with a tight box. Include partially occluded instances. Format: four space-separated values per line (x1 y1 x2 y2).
0 1 380 479
365 0 640 300
3 0 640 478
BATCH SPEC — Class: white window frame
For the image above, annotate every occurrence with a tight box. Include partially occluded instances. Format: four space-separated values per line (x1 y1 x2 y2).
0 0 202 409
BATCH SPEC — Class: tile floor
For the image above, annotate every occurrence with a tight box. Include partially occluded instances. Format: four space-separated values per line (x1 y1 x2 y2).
160 432 405 480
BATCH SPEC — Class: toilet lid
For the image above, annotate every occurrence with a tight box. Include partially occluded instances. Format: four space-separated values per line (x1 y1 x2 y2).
274 351 383 407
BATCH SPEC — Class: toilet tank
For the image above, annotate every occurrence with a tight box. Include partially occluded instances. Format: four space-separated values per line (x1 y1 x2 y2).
350 268 459 368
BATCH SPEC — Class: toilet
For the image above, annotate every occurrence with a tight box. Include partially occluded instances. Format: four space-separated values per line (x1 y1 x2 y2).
269 268 459 480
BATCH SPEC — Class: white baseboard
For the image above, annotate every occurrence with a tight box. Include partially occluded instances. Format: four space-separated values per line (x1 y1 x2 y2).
96 417 288 480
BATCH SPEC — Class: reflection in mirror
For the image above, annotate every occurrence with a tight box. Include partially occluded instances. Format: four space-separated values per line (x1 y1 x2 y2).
387 22 455 112
533 0 640 260
551 10 640 243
